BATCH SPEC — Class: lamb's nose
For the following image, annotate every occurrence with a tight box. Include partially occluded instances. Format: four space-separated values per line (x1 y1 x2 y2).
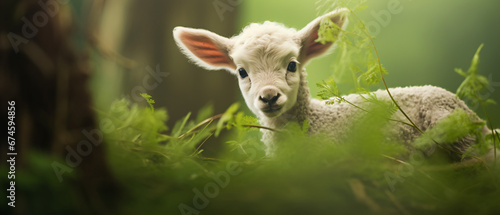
259 87 280 105
259 94 280 105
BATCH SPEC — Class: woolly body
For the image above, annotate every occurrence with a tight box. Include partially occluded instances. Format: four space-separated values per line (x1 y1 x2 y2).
260 69 485 157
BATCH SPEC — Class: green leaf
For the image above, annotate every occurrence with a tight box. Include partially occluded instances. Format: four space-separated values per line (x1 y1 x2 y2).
315 17 342 45
316 78 341 104
357 61 388 86
215 103 240 137
233 112 258 128
454 68 467 77
468 43 483 75
173 112 191 138
455 44 493 107
140 93 155 111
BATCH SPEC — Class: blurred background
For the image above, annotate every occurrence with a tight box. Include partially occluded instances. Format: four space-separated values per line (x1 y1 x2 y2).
1 0 499 214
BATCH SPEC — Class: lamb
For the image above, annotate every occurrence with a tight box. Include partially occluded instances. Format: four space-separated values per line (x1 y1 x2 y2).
173 9 495 159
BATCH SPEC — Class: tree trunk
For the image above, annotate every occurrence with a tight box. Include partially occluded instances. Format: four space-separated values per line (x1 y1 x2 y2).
1 0 120 214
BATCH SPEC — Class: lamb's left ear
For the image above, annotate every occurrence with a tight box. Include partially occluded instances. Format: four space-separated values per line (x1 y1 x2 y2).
173 27 236 72
298 8 349 65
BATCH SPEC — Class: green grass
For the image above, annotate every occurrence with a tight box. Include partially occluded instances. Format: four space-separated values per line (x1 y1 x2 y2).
96 90 499 215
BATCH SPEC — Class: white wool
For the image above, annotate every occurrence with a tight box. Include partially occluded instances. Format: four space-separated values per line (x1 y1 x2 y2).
230 22 301 71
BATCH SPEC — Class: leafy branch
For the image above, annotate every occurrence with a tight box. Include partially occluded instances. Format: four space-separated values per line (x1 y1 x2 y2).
456 44 498 160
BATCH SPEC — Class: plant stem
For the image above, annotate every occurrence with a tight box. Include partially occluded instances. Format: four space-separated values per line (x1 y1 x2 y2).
242 124 280 132
191 132 214 156
178 113 279 139
336 94 415 128
178 113 223 139
481 104 498 162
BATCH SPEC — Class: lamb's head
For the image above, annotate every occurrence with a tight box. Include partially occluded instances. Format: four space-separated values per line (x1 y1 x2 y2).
173 9 348 119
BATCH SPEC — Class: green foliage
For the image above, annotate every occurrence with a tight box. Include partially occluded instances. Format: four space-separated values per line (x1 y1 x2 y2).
6 91 498 214
316 16 342 45
315 0 389 97
456 44 496 107
361 93 398 118
140 93 156 111
356 60 388 86
0 152 85 213
94 95 499 215
414 109 486 157
104 99 169 148
455 43 499 159
316 77 341 104
216 103 240 137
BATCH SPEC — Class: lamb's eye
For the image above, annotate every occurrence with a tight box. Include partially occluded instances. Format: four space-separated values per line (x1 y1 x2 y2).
238 68 248 79
287 61 297 72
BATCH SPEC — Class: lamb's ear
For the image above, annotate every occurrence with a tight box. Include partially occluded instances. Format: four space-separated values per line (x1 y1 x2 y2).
173 27 236 72
298 8 348 65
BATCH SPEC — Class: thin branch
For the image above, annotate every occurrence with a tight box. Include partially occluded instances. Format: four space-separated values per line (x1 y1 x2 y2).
178 113 280 139
178 113 223 139
190 132 214 156
242 124 280 132
196 156 224 162
381 154 407 165
481 104 498 163
336 95 415 128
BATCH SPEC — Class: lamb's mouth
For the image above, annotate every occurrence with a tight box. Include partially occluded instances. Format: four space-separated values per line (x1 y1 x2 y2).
263 106 281 113
262 106 283 116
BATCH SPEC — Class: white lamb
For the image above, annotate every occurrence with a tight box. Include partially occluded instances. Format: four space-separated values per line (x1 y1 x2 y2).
173 9 495 159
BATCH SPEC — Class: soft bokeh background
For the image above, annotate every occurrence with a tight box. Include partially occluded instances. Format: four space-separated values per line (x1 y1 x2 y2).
93 0 500 126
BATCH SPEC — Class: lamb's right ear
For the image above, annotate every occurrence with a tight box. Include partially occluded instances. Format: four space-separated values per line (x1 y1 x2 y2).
173 27 236 72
